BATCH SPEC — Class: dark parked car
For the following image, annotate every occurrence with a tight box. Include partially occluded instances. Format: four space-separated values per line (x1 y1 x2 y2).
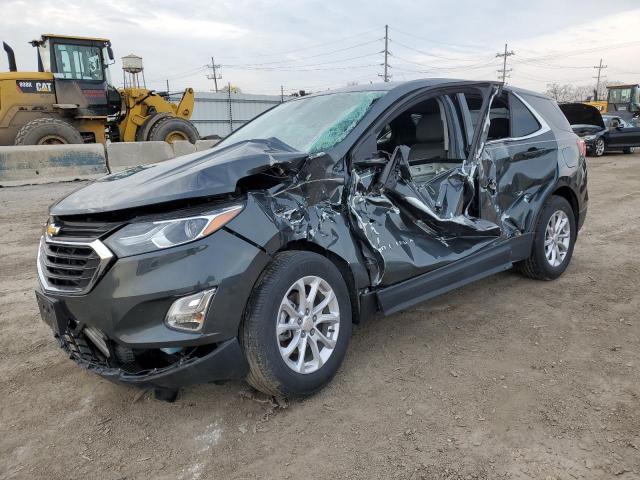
36 80 588 400
560 102 640 156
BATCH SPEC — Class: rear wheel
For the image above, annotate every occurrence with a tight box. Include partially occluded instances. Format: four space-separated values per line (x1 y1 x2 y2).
517 195 576 280
147 117 199 143
14 118 84 145
242 251 352 398
594 138 605 157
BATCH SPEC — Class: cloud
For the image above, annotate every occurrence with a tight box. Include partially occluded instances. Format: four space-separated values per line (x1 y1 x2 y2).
1 0 638 94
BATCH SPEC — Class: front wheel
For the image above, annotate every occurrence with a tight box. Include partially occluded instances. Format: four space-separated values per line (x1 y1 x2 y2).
623 147 635 154
147 117 199 144
593 138 605 157
517 195 576 280
242 251 352 398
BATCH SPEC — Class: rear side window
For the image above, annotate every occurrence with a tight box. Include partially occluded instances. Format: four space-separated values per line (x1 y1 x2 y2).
510 94 540 137
522 94 572 132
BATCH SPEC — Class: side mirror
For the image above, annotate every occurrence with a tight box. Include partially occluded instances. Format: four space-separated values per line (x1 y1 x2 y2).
107 46 114 61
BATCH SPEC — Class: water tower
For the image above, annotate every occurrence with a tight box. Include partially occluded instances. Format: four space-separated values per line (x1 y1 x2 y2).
121 54 145 88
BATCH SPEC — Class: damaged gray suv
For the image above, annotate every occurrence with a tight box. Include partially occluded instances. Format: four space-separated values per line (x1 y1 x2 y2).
36 79 588 400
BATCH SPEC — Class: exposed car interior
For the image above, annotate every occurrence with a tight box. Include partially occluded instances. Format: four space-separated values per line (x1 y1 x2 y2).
374 90 525 189
376 97 465 185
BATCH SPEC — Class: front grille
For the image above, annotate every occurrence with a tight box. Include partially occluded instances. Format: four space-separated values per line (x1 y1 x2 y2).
53 218 119 241
42 243 99 289
37 238 114 295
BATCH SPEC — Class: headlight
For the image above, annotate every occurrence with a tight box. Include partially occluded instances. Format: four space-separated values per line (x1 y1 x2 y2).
584 135 597 141
105 204 243 257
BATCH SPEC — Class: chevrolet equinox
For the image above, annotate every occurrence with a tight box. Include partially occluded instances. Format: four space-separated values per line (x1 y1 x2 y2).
36 80 588 400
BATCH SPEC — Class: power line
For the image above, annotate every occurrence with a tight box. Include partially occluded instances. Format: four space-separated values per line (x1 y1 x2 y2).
512 58 593 70
496 43 515 84
390 53 497 72
226 63 380 72
224 52 380 70
388 26 486 51
223 39 381 67
146 65 207 83
390 39 486 62
516 41 640 62
221 27 381 59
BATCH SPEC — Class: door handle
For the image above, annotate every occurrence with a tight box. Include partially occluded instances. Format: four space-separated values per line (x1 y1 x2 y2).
515 147 541 161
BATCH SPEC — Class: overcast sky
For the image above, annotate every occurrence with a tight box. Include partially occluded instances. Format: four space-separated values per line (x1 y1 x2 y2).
2 0 639 96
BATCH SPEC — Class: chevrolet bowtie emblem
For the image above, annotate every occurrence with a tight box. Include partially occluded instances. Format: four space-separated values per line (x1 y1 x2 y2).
47 223 61 237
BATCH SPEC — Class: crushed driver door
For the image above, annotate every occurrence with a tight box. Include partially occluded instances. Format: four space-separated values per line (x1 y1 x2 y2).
348 84 503 286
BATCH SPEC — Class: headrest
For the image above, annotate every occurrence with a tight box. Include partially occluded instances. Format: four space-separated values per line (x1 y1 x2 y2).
415 114 444 143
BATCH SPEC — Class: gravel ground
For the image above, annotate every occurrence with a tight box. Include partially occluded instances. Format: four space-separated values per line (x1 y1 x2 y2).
1 152 639 480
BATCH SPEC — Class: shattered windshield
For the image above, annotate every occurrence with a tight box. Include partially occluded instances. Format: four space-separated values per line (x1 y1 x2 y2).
215 91 385 154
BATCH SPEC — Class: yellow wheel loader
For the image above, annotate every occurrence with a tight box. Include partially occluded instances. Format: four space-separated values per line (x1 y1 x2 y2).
0 35 198 146
584 84 640 123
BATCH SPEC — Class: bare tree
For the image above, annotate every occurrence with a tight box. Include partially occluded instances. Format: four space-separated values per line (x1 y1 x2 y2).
545 80 625 103
544 83 576 103
221 84 242 94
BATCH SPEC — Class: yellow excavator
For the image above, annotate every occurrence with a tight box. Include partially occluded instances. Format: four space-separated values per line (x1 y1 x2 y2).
0 34 199 145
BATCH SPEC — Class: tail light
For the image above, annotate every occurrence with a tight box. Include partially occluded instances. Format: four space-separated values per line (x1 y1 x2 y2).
577 138 586 158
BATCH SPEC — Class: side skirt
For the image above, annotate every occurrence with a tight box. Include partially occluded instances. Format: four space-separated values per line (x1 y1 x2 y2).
374 233 533 316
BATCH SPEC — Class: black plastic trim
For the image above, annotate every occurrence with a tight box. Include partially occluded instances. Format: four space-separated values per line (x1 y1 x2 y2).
376 235 532 315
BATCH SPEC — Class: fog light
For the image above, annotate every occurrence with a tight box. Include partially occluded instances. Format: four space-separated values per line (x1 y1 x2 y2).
165 288 216 331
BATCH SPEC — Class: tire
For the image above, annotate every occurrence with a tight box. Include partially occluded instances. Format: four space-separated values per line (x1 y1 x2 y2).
242 251 352 398
146 116 199 143
14 117 84 145
593 138 605 157
517 195 576 281
623 147 635 154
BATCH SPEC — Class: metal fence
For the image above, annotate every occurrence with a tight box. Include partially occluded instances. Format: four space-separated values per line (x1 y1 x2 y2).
186 91 290 138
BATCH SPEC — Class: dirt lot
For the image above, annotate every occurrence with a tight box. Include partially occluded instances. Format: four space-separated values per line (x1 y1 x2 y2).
1 152 639 480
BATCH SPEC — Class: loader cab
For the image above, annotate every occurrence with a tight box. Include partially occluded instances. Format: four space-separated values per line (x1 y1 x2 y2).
606 84 640 122
31 34 120 117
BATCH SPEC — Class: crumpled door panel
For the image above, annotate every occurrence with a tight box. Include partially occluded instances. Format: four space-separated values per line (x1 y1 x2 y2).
346 84 509 287
480 129 558 235
348 159 501 286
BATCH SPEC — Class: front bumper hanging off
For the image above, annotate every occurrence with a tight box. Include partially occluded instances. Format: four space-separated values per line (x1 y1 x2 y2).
35 290 249 390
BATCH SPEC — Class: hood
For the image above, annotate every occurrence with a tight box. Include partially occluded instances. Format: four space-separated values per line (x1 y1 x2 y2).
50 139 307 216
559 103 605 130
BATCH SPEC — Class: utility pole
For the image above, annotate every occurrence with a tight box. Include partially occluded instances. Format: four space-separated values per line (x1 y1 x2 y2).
281 85 284 103
207 56 222 92
496 43 515 84
379 24 391 83
593 58 607 101
166 79 170 92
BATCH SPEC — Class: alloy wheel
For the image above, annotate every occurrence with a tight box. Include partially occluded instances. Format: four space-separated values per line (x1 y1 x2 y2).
595 139 605 156
276 275 340 374
544 210 571 267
